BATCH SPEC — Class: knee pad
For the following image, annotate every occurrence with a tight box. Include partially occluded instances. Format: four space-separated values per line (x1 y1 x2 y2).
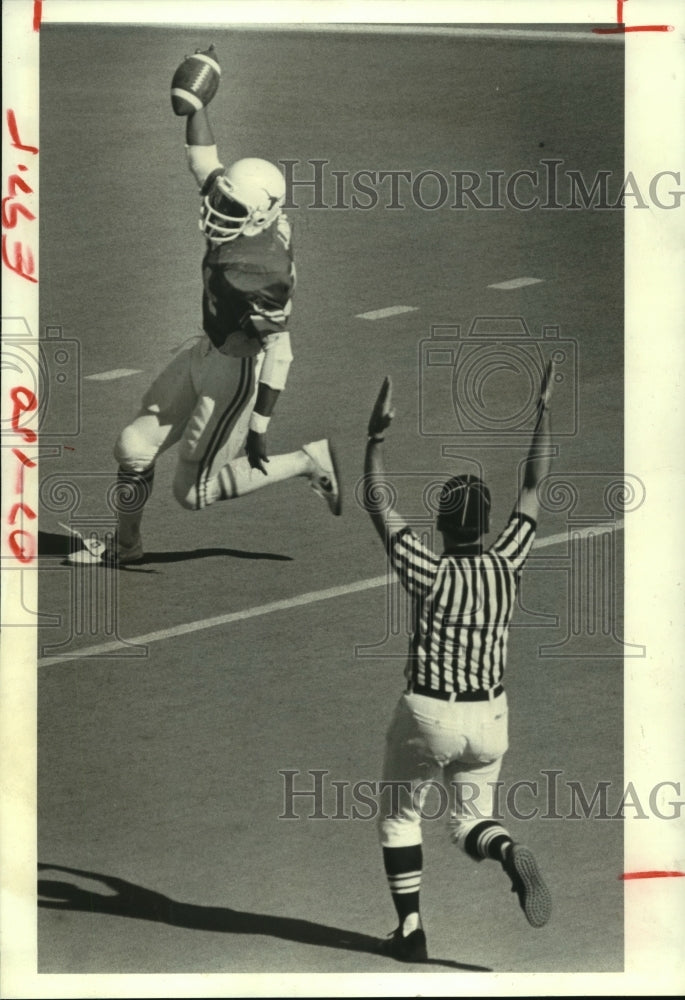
114 424 157 474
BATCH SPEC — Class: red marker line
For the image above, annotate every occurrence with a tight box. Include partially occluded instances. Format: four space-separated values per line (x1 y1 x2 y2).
593 25 674 33
620 871 685 880
592 0 673 33
33 1 42 32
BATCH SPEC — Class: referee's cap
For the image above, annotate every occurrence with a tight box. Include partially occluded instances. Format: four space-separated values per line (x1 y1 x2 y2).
437 474 491 536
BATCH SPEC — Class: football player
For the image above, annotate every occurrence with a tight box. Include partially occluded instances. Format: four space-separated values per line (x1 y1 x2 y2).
70 98 340 565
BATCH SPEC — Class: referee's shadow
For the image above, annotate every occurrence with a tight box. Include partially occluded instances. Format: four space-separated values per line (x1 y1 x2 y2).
38 863 490 972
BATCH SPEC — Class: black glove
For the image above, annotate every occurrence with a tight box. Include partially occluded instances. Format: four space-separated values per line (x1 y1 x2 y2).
246 429 269 475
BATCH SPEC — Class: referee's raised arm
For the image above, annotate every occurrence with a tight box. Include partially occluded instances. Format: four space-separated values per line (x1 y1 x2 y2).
362 377 408 545
517 359 555 523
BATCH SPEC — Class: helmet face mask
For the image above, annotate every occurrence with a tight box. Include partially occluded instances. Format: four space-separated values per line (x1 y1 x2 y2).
200 158 286 244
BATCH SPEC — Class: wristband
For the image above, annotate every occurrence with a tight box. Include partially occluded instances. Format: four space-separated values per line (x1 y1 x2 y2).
249 411 271 434
368 434 385 443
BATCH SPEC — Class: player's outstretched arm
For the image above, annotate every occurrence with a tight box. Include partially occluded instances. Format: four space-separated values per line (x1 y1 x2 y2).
184 107 223 187
517 359 555 522
186 106 215 146
363 377 407 543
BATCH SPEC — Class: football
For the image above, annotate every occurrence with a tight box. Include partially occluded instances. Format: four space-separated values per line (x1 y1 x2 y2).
170 45 221 116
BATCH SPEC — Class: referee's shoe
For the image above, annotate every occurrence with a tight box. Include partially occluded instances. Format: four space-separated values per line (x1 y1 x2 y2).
378 924 428 963
502 843 552 928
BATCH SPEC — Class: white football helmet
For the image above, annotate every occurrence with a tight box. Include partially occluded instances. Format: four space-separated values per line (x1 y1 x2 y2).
200 158 286 243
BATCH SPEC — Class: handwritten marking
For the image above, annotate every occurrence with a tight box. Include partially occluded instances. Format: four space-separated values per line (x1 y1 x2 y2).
85 368 143 382
6 396 38 565
12 447 37 494
620 871 685 880
488 277 544 290
37 520 624 667
6 110 39 155
2 238 37 283
356 305 419 321
2 111 38 284
10 387 37 443
593 24 673 33
593 0 673 33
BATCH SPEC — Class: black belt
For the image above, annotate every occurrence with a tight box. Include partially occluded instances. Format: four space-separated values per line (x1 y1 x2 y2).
407 682 504 703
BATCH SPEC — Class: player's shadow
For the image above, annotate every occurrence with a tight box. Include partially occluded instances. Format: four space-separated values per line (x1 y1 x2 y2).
38 531 293 563
139 548 293 564
38 863 490 972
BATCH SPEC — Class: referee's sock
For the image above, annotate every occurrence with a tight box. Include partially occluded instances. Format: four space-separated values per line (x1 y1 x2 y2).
464 820 513 864
382 845 423 932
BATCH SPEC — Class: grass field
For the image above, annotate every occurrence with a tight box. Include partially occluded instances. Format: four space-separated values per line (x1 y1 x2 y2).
32 21 631 982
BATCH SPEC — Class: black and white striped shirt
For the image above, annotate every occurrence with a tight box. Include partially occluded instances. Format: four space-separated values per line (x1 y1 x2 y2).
387 511 537 694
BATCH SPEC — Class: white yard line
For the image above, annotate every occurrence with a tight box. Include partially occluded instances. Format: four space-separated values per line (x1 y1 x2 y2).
355 306 419 320
487 277 544 290
37 520 624 668
84 369 143 381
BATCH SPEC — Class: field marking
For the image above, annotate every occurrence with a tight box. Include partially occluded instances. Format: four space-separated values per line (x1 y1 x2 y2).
85 368 143 381
488 277 544 290
37 520 624 668
355 306 419 321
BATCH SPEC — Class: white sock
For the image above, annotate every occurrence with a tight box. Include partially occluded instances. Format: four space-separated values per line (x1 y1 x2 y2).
217 450 312 501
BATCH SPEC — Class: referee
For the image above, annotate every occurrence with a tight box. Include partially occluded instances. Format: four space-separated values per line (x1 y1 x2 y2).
362 364 554 963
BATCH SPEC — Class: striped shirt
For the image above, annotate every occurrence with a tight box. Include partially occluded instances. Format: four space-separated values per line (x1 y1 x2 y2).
387 511 537 693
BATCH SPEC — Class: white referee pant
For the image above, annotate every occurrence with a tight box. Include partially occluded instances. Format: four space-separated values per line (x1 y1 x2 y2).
378 689 509 852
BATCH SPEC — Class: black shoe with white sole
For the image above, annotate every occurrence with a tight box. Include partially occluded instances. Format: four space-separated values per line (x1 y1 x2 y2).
378 925 428 963
502 844 552 928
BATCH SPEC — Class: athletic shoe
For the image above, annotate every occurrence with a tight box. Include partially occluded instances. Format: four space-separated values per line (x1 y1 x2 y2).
502 844 552 928
111 536 145 566
63 523 144 566
302 439 342 516
378 925 428 963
